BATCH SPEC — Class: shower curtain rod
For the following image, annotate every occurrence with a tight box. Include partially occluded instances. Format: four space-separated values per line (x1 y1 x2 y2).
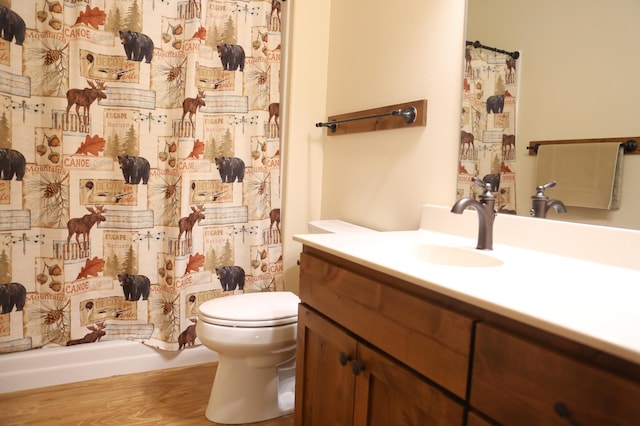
466 40 520 60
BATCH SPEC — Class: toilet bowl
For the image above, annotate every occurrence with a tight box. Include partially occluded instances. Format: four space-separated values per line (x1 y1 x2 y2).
197 221 373 423
196 291 300 424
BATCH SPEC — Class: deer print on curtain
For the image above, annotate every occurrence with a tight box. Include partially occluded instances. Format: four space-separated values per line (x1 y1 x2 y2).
0 0 285 353
457 45 519 214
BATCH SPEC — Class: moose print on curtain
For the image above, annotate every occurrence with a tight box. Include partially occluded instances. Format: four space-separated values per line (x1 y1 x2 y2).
457 44 518 214
0 0 284 354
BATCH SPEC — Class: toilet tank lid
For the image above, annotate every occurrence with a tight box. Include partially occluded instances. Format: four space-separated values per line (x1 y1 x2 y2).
308 220 376 234
198 291 300 322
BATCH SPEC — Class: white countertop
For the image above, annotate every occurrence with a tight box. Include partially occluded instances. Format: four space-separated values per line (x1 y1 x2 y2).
294 205 640 364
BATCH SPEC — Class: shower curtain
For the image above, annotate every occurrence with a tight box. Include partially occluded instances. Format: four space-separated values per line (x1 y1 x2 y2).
0 0 284 354
457 44 518 214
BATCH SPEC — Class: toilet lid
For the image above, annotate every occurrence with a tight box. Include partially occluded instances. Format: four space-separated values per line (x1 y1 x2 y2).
198 291 300 327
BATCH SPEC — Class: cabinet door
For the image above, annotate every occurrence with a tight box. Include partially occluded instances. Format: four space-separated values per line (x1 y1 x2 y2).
466 411 495 426
353 343 465 426
471 323 640 425
295 305 358 426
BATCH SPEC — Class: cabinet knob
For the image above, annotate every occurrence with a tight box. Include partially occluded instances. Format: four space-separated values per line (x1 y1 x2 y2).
554 402 584 426
339 352 352 366
351 360 365 376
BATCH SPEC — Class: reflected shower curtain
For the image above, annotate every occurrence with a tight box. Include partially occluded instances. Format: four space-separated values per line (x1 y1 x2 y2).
0 0 284 353
456 44 518 214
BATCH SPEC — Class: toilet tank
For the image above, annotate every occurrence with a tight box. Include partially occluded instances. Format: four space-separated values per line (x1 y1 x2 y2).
307 220 376 234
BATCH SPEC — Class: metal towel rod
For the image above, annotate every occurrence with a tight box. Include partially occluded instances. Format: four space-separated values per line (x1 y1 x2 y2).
315 106 417 133
527 139 638 155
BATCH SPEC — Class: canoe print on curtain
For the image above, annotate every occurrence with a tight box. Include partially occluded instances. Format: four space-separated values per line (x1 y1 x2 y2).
0 0 285 353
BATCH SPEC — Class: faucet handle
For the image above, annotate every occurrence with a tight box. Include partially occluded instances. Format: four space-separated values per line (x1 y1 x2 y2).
472 176 494 193
471 176 491 189
539 181 557 191
472 177 484 187
533 181 557 199
472 177 497 203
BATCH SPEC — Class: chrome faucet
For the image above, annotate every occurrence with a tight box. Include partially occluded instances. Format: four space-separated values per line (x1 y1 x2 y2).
451 177 497 250
530 181 567 218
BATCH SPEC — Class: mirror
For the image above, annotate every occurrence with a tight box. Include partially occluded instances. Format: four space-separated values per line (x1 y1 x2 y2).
463 0 640 230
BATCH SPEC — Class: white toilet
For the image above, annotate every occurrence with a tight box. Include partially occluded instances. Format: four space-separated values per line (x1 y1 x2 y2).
197 220 375 424
197 291 300 424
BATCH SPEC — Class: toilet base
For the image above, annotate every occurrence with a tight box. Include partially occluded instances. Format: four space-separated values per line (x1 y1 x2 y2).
205 356 295 424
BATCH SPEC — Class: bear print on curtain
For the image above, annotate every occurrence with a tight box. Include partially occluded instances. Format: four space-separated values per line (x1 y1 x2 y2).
0 0 285 354
457 44 519 214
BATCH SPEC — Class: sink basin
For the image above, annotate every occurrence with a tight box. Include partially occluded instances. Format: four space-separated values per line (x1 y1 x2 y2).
413 244 504 268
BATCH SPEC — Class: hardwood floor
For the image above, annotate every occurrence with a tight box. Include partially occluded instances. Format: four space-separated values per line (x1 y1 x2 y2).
0 363 294 426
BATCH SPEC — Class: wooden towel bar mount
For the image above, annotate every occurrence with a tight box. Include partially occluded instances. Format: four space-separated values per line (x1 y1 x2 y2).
315 99 427 136
527 137 639 155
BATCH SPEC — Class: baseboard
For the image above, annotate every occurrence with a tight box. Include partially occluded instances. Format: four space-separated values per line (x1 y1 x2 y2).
0 341 218 394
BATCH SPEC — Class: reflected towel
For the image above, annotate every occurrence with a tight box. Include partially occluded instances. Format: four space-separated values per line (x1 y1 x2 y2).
535 142 623 209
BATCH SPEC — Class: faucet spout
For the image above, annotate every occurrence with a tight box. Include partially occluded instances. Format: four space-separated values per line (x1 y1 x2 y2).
451 198 495 250
451 177 497 250
545 199 567 215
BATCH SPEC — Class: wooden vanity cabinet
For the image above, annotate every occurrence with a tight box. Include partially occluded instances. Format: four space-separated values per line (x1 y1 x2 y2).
465 411 495 426
471 323 640 425
295 249 471 426
295 246 640 425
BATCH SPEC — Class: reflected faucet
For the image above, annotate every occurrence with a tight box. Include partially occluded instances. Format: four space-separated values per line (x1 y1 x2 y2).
451 177 497 250
530 181 567 218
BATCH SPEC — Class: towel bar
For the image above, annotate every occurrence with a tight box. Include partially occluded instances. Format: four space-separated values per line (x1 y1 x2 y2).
316 107 417 133
527 138 639 155
315 99 427 136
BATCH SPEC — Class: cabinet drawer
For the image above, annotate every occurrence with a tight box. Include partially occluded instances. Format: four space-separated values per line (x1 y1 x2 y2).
299 252 474 398
471 323 640 425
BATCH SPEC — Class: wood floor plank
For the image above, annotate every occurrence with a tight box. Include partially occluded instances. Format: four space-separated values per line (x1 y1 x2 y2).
0 363 294 426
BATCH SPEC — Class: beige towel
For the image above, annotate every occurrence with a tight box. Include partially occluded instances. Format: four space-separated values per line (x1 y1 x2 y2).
536 142 624 209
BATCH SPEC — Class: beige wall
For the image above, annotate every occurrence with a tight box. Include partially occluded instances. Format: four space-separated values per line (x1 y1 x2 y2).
280 0 331 294
281 0 467 293
467 0 640 229
321 0 467 230
281 0 640 295
281 0 640 294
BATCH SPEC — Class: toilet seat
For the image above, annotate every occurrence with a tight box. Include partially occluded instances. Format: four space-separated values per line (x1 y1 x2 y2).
198 291 300 328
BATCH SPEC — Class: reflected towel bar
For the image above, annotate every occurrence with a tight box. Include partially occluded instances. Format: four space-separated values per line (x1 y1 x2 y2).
527 138 639 155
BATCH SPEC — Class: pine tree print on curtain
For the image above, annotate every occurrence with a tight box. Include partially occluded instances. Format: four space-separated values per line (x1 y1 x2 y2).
0 0 285 353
